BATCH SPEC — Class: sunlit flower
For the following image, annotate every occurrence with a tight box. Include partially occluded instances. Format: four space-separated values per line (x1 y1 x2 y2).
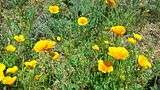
98 60 113 73
50 52 60 61
24 60 37 69
2 76 17 86
0 63 6 72
6 66 18 74
0 72 5 81
111 26 126 36
33 39 56 52
108 47 129 60
5 44 16 52
106 0 117 7
127 37 137 44
0 63 5 81
14 35 25 42
48 5 60 14
92 45 100 51
34 75 41 81
56 36 61 42
78 17 89 26
138 55 151 69
133 33 143 41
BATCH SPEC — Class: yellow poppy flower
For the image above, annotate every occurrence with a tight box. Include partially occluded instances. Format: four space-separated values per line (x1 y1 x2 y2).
78 17 89 26
6 66 18 74
127 37 137 44
0 63 6 72
48 5 60 14
24 60 37 69
133 33 143 41
33 39 56 52
138 55 151 69
0 72 5 81
0 63 5 81
98 60 113 73
108 47 129 60
5 44 16 52
111 26 126 36
2 76 17 86
34 75 41 81
50 52 60 61
92 45 100 51
106 0 117 7
14 35 25 42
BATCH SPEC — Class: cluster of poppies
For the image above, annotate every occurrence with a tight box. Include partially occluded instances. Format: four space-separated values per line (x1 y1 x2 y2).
0 64 17 86
47 0 152 74
3 34 61 86
92 26 151 73
1 0 152 87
